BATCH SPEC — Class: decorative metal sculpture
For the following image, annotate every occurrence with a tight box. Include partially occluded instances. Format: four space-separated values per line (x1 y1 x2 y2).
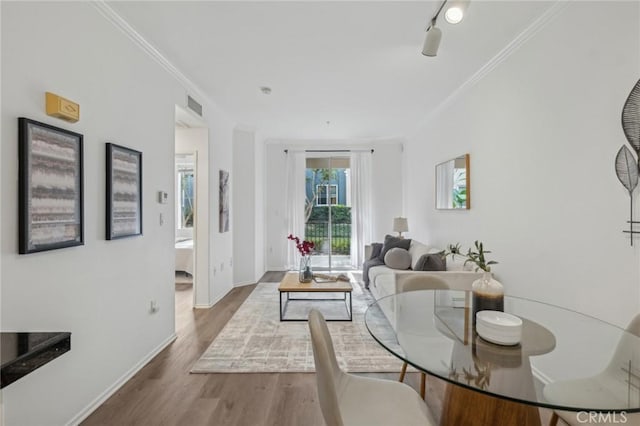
618 78 640 245
622 79 640 152
616 146 639 245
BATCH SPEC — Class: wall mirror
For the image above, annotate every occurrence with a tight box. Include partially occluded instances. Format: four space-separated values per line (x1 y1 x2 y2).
436 153 470 209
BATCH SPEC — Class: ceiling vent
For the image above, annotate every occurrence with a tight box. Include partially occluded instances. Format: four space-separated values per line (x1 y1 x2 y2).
187 95 203 117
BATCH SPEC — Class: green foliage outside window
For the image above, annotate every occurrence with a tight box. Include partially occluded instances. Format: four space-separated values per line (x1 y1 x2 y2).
452 168 467 209
180 171 194 228
308 205 351 223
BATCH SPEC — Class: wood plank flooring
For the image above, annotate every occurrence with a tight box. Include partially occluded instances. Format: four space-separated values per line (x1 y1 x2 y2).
82 273 552 426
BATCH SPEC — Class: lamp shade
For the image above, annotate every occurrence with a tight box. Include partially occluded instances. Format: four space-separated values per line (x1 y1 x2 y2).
393 217 409 233
422 26 442 57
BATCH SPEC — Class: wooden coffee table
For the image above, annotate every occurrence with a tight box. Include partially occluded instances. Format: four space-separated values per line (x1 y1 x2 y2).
278 272 353 321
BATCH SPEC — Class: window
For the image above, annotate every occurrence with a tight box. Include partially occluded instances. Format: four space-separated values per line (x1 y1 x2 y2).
329 185 338 205
178 169 194 228
316 184 338 206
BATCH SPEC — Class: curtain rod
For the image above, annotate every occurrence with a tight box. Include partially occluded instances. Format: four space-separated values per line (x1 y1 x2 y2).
284 149 374 154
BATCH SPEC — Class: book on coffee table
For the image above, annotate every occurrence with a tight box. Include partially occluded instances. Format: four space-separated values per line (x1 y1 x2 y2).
313 273 350 283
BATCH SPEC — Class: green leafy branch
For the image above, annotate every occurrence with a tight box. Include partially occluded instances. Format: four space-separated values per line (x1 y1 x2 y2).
444 241 498 272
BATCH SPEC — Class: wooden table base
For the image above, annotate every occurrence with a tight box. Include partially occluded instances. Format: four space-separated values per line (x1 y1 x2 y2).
441 383 541 426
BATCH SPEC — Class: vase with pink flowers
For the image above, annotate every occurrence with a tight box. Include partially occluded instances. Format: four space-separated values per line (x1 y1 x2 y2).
288 234 315 283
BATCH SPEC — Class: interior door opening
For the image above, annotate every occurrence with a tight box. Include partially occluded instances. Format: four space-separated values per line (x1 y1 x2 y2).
175 153 195 291
174 105 209 310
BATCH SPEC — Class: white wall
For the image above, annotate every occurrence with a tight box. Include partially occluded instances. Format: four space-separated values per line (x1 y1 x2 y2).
265 139 404 270
208 110 235 306
265 142 289 269
232 127 257 285
254 131 266 280
0 2 235 424
371 142 405 240
405 1 640 327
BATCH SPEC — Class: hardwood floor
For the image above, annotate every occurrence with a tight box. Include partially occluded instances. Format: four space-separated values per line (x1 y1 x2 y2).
82 274 552 426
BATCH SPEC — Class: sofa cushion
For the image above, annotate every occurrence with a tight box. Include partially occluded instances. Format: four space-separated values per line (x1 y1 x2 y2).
362 257 385 288
415 252 446 271
369 267 397 300
379 235 411 261
408 241 432 270
384 248 412 270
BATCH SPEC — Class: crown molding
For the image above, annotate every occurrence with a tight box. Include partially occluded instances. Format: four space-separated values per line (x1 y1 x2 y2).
91 1 212 109
418 0 570 130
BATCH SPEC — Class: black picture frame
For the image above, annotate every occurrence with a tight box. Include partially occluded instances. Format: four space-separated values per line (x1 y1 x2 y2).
18 117 84 254
106 143 143 240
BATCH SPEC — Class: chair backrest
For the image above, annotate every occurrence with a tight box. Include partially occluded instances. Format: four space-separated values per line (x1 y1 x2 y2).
605 313 640 399
398 274 449 293
308 309 345 426
625 313 640 337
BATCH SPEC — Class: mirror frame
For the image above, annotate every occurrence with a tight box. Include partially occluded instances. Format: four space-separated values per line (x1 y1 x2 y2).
435 153 470 210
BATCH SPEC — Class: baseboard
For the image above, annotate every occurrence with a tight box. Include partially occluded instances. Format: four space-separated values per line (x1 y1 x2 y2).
267 265 288 271
233 280 255 287
66 333 177 426
193 290 227 309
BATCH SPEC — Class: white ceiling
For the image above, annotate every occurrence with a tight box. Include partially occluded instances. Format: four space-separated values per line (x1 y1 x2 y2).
108 1 554 140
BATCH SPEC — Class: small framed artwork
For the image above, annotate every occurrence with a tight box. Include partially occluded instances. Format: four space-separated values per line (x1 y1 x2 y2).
18 118 84 254
106 143 142 240
219 169 229 233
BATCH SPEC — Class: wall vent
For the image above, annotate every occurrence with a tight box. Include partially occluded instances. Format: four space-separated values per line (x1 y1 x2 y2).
187 95 203 117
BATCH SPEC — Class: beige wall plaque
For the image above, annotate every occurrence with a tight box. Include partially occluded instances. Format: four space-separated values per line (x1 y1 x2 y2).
45 92 79 123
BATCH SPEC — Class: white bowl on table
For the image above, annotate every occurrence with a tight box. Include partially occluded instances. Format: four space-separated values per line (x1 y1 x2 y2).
475 310 523 346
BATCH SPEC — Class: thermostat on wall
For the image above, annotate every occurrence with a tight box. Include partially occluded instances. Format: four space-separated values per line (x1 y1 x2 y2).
158 191 168 204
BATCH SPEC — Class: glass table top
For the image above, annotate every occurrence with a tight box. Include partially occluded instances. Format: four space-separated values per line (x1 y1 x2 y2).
364 290 640 412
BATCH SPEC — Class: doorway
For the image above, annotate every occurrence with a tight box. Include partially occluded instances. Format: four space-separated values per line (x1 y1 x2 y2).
175 152 195 284
305 156 351 271
175 105 209 309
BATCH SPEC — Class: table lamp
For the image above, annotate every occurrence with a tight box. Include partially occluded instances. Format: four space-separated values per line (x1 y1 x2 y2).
393 217 409 238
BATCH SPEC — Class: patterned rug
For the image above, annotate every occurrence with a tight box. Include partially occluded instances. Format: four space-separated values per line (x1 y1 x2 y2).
190 277 406 373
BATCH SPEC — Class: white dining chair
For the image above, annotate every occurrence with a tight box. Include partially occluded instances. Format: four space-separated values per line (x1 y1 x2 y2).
396 275 450 399
308 309 436 426
544 314 640 426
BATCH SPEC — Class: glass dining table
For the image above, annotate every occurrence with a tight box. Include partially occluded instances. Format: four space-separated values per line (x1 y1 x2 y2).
364 290 640 426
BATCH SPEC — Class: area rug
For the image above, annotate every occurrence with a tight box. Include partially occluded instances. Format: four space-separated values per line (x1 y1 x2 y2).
190 278 405 373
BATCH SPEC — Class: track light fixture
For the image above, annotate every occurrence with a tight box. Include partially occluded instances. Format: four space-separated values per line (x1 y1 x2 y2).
445 0 470 24
421 0 470 57
422 21 442 57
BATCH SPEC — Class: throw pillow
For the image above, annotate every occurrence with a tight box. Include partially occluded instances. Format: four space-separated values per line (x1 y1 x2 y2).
369 243 383 260
409 241 432 270
384 248 412 270
379 234 412 261
415 252 447 271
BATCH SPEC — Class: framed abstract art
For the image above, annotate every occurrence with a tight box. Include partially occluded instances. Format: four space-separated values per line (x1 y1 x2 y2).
18 117 84 254
106 143 142 240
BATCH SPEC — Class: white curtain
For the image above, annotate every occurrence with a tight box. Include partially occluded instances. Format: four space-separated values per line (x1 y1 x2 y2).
436 160 454 209
285 151 306 270
350 151 373 268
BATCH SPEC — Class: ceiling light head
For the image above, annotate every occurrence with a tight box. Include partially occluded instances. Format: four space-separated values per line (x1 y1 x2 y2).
444 1 470 24
422 26 442 57
260 86 272 95
445 7 463 24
